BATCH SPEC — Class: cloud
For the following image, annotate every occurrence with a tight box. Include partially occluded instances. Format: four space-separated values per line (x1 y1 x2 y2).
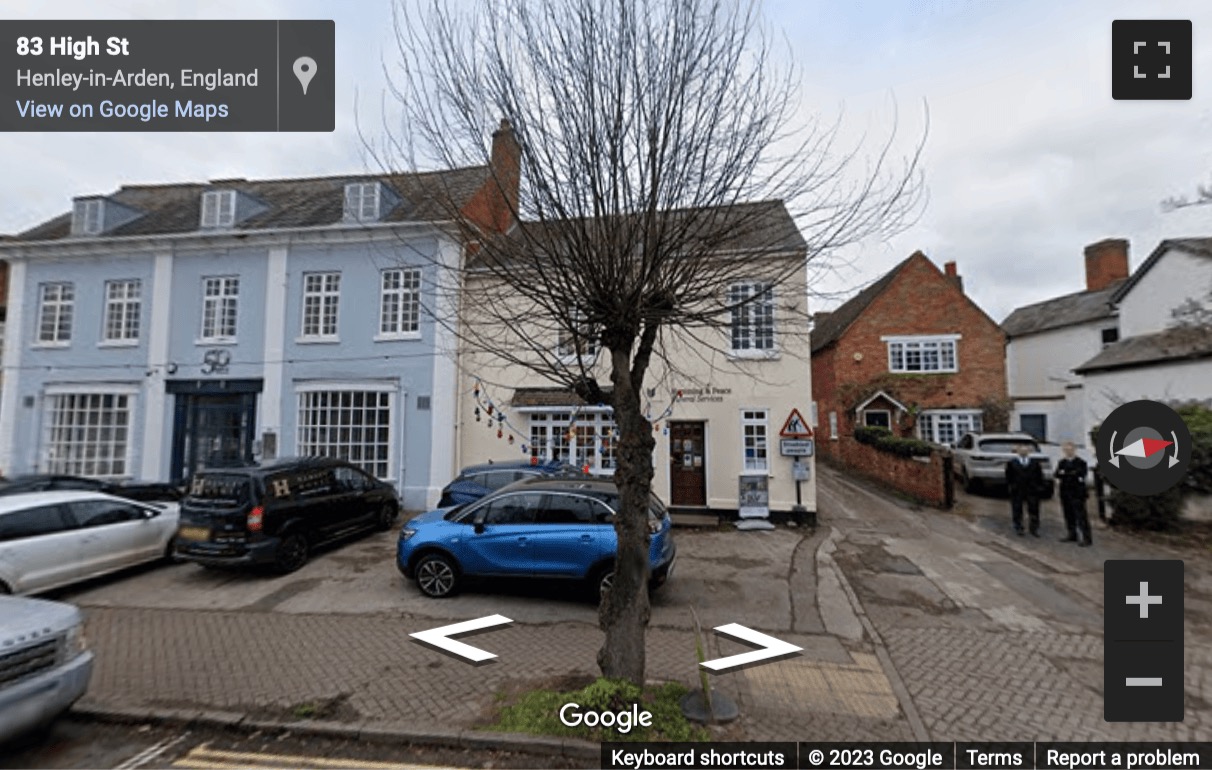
3 0 1210 329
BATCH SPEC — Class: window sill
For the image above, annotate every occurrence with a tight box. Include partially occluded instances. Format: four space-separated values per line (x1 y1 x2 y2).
98 340 139 348
196 338 238 347
887 370 958 375
295 336 341 345
740 469 773 477
31 341 71 349
374 332 422 342
728 350 780 361
557 354 600 367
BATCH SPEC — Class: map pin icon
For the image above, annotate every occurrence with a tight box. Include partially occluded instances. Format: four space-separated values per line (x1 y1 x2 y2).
293 56 317 95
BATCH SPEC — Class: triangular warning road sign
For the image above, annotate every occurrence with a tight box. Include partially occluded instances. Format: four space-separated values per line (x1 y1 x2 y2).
779 408 813 438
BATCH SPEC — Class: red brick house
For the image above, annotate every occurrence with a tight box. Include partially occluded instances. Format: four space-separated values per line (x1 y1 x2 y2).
810 252 1007 453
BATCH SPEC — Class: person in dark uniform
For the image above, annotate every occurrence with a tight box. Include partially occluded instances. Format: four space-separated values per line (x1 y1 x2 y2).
1054 441 1092 546
1005 443 1044 536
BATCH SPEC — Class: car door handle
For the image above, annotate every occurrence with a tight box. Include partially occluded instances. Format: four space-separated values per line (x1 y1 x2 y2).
579 534 593 542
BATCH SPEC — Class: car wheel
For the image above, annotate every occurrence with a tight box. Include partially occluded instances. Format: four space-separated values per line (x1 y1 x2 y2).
962 470 980 494
414 553 459 598
0 581 11 595
273 533 310 574
592 565 615 603
163 535 186 564
376 502 398 531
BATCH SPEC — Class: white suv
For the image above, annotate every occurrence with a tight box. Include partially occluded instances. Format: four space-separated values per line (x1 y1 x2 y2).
0 491 179 596
0 596 93 744
953 432 1055 498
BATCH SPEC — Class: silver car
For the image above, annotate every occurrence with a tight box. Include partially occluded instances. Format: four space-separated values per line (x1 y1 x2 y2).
0 596 93 744
0 491 180 595
953 432 1055 497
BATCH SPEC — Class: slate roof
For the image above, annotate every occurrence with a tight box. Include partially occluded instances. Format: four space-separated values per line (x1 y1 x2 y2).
1110 238 1212 304
1074 326 1212 374
13 166 492 242
809 254 915 353
508 199 805 257
1000 283 1120 338
511 387 612 408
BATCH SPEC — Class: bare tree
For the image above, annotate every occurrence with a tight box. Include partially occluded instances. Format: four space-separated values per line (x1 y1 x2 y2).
378 0 925 685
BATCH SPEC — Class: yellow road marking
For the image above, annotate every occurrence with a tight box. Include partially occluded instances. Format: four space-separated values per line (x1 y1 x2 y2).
172 745 463 770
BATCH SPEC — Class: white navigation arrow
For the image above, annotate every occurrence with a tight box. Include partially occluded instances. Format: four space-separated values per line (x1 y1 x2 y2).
699 623 803 673
410 614 513 664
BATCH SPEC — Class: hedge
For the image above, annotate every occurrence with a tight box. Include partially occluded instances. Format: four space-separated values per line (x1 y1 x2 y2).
853 425 933 458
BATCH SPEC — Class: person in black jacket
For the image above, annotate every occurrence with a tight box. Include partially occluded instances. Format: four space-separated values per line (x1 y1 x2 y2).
1005 444 1044 536
1054 441 1092 546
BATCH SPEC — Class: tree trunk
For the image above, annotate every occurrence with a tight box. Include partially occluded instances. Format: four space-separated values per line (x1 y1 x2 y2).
597 347 655 684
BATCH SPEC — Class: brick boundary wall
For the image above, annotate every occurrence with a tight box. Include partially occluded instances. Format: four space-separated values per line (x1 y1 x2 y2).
822 437 952 508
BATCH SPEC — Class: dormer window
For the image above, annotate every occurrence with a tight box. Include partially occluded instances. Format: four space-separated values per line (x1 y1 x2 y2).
71 199 104 236
201 190 237 228
344 182 382 222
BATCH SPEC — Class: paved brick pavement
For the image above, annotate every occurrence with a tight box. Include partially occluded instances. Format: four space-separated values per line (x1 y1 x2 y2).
78 604 915 742
818 463 1212 742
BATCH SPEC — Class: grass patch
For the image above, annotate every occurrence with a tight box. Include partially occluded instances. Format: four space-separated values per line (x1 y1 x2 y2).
486 677 710 742
292 702 318 719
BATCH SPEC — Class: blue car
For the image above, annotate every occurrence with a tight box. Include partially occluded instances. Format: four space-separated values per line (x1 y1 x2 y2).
398 476 676 600
437 459 584 507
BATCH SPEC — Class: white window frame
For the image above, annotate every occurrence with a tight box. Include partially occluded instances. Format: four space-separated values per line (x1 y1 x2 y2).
199 276 240 343
299 272 341 341
344 182 382 222
882 334 960 373
71 199 104 236
41 385 138 479
201 190 237 229
741 408 770 473
101 279 141 345
555 308 599 364
524 409 616 475
35 282 74 347
295 381 398 480
377 267 422 340
916 409 982 446
728 281 777 357
828 411 839 441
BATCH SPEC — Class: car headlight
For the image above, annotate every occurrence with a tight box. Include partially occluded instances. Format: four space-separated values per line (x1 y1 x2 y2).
400 528 417 541
64 623 88 659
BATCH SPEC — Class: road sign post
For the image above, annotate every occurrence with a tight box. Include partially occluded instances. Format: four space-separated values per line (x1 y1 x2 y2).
778 410 814 527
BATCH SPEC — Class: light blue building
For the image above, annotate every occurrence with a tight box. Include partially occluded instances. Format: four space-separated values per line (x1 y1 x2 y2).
0 142 519 508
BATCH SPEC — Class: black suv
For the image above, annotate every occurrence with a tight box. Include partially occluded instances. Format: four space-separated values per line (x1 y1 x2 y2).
175 457 400 573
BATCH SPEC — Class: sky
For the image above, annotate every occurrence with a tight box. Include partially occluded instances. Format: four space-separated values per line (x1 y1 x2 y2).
2 0 1211 321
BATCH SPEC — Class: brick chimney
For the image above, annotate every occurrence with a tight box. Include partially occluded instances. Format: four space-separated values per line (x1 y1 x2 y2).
488 118 521 228
1084 238 1129 292
461 120 522 234
943 260 963 292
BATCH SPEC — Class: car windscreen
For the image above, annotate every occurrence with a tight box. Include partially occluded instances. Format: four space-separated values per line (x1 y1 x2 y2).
186 475 254 505
978 440 1040 454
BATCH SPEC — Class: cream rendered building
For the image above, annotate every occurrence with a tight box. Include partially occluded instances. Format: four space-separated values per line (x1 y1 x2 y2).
453 201 816 521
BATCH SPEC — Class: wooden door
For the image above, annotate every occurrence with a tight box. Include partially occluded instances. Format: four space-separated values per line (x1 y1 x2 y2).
669 421 706 506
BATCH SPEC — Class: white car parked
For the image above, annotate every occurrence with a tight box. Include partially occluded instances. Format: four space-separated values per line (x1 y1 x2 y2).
0 491 179 596
952 432 1056 498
